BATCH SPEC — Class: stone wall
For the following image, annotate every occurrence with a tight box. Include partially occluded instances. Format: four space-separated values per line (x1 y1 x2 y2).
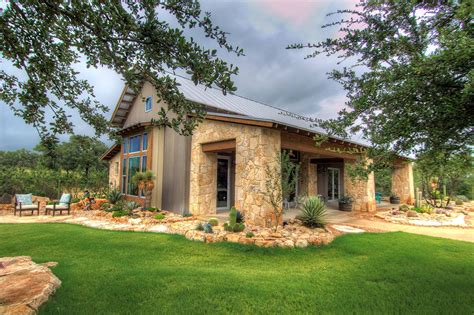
298 153 317 197
189 119 281 226
108 154 121 189
392 162 414 205
343 160 376 212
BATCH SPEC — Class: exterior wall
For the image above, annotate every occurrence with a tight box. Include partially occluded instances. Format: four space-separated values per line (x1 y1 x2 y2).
123 82 165 129
108 154 121 189
343 159 376 212
162 127 192 213
150 126 165 209
190 119 281 226
392 162 415 205
298 153 318 197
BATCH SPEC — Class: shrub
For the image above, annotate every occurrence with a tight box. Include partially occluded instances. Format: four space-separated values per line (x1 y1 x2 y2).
71 197 80 203
399 205 410 212
183 213 193 217
413 205 434 214
126 201 141 210
100 202 110 210
412 207 423 213
297 196 326 228
196 222 204 231
107 189 122 204
339 195 353 204
456 195 469 202
208 218 219 226
155 213 165 220
236 211 245 223
245 232 255 238
146 207 160 212
455 199 464 205
112 210 129 218
204 223 213 233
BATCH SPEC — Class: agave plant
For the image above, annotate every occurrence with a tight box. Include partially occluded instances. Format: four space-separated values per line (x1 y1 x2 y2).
131 171 156 209
297 196 326 228
107 189 122 204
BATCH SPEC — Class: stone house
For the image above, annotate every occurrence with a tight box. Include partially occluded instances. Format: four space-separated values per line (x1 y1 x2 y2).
101 75 414 226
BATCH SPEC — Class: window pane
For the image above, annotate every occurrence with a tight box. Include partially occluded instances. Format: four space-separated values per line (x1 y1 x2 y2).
123 138 128 153
129 135 141 152
122 176 127 194
143 133 148 151
127 157 140 196
141 156 147 172
145 96 152 112
122 159 127 175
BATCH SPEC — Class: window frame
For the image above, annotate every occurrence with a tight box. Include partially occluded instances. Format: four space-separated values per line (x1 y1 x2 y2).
120 131 150 198
145 96 152 113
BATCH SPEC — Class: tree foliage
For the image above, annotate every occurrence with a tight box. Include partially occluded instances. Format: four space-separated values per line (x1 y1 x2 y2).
0 0 242 146
289 0 473 172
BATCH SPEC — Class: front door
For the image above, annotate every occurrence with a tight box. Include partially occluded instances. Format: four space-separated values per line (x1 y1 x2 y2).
216 156 230 210
327 168 340 201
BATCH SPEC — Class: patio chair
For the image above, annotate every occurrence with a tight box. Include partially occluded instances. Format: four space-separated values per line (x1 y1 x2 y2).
14 194 40 216
375 192 382 204
45 193 72 216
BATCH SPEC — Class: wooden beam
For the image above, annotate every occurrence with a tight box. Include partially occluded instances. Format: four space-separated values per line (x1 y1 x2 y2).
202 139 236 153
281 133 358 160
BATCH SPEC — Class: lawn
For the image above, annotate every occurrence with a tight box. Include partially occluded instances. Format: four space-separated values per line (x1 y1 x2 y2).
0 224 473 314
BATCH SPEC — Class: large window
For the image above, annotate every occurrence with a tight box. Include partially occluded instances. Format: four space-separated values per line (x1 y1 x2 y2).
121 132 149 196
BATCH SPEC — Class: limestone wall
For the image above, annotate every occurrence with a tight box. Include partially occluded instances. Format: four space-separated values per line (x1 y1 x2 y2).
298 153 318 197
392 162 414 204
343 160 376 212
108 154 121 189
189 119 281 226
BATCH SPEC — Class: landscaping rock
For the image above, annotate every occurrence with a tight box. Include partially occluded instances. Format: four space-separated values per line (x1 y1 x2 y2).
406 210 418 218
295 239 308 248
0 256 61 315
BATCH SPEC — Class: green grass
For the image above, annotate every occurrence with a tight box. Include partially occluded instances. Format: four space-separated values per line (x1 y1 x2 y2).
0 224 473 314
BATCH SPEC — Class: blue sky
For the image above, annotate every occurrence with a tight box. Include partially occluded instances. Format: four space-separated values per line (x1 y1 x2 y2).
0 0 358 150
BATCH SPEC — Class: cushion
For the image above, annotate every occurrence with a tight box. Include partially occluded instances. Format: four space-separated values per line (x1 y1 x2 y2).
59 193 71 206
46 205 68 210
16 204 38 210
16 194 33 206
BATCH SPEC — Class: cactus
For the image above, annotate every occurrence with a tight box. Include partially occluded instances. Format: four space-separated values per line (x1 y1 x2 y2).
415 188 422 208
224 207 245 232
229 207 237 226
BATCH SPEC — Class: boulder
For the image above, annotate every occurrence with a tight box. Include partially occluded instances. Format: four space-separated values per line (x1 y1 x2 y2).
0 256 61 315
406 210 418 218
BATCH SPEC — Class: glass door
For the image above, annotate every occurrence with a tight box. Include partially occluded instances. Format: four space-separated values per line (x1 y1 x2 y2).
327 168 340 201
216 156 230 210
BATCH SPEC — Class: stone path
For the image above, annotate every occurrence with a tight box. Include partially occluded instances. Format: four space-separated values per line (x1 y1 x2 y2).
0 256 61 315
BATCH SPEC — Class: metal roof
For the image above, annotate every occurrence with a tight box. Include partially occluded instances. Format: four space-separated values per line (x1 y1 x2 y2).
110 74 369 147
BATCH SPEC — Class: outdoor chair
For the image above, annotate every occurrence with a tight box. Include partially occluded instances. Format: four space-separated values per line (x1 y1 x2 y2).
375 192 382 204
14 194 40 216
45 193 72 216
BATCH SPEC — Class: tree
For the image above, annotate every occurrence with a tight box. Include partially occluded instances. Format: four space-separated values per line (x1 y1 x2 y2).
0 0 242 147
288 1 473 173
265 150 300 231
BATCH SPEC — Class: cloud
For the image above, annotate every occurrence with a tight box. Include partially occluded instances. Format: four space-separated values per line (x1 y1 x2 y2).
0 0 357 150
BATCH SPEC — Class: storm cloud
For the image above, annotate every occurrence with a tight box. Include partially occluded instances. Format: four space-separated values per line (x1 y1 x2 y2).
0 0 358 150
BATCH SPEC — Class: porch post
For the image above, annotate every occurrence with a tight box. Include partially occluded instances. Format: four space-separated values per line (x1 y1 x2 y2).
189 148 217 215
299 153 318 197
392 162 414 205
343 159 376 212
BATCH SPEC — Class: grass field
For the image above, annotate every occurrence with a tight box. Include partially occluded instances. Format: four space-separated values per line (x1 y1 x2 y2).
0 224 473 314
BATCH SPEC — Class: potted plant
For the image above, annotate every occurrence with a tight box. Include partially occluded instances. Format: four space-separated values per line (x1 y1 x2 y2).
338 195 353 211
390 193 400 204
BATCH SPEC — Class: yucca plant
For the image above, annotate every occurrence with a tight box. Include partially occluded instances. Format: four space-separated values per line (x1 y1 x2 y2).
132 171 155 209
297 196 327 228
107 189 122 205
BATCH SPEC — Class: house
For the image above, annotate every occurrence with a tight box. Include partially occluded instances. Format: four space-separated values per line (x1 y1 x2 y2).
101 75 414 226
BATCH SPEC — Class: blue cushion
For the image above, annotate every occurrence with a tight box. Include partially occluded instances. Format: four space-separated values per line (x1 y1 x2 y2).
59 193 71 206
16 194 33 205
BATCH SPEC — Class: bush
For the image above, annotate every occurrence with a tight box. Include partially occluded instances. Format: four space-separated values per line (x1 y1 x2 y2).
455 199 464 205
107 189 122 204
338 195 353 204
155 213 165 220
456 195 469 202
399 205 410 212
196 222 204 231
297 196 326 228
146 207 160 212
126 201 141 210
208 218 219 226
100 202 110 210
183 213 193 217
71 197 80 203
112 210 129 218
204 223 213 233
245 232 255 238
413 205 434 214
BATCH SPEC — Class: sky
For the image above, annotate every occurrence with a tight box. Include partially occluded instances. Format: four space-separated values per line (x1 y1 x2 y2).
0 0 359 151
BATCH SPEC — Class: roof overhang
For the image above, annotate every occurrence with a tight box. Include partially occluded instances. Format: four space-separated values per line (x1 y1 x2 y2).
100 144 121 161
110 85 139 127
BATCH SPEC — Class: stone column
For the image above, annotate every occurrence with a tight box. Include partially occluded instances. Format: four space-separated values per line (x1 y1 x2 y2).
392 162 414 205
298 153 318 197
189 150 217 215
235 128 281 226
343 159 376 212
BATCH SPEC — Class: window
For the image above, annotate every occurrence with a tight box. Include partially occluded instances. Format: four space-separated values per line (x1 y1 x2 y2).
129 135 141 152
145 96 152 112
127 157 140 196
123 138 128 153
142 133 148 151
121 159 127 194
141 156 147 172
